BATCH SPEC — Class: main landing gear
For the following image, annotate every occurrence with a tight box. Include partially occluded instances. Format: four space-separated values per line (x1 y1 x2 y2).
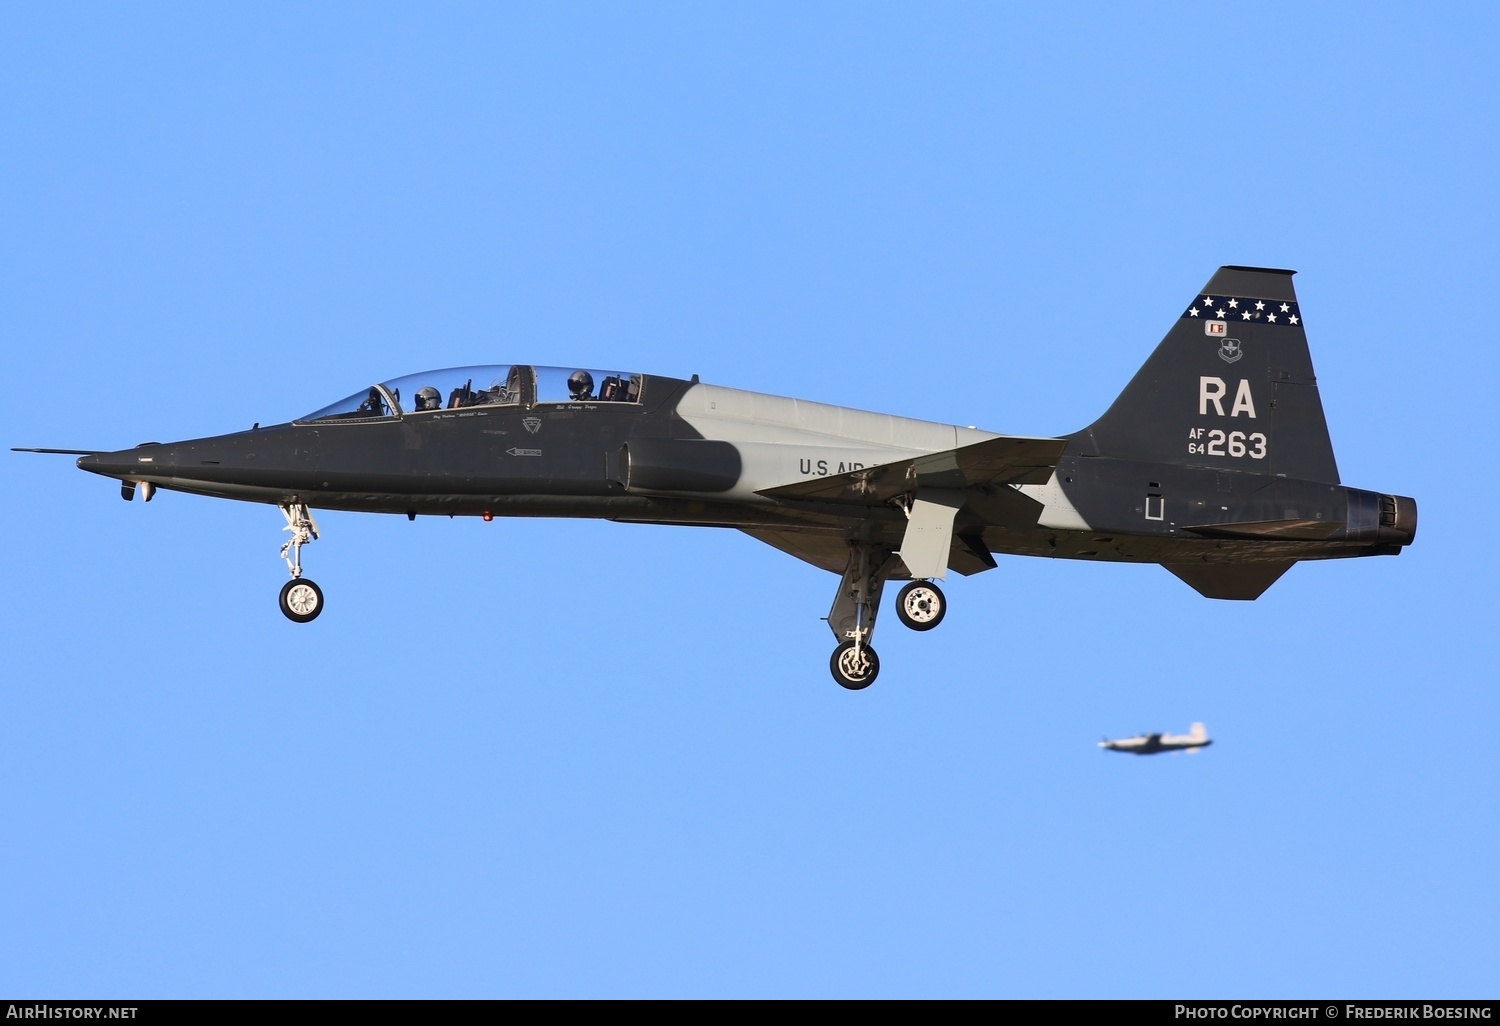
895 580 946 631
277 502 323 623
830 641 880 690
825 544 949 689
826 543 890 689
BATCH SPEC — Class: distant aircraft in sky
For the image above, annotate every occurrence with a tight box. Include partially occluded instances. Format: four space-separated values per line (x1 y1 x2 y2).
1099 723 1212 755
15 266 1416 690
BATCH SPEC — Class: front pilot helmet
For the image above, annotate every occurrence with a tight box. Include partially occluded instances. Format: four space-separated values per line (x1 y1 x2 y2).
416 386 441 410
568 370 594 399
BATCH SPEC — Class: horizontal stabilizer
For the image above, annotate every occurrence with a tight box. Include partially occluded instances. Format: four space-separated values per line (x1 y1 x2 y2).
1163 560 1295 600
757 435 1065 505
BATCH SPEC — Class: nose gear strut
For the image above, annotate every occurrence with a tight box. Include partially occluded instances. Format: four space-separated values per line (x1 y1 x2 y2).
277 502 324 623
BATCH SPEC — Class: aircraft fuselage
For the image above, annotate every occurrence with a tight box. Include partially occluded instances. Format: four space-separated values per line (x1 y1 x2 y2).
77 372 1413 571
34 265 1420 687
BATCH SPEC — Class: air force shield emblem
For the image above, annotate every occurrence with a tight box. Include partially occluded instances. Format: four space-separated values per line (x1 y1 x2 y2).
1218 338 1243 364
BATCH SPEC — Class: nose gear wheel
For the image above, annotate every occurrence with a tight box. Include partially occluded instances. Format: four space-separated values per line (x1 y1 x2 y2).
279 578 324 623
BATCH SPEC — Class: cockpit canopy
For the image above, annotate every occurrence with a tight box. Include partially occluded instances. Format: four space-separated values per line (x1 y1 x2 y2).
299 365 644 422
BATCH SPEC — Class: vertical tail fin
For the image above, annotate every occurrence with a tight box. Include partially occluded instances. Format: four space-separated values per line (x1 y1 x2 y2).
1072 266 1340 484
1188 722 1207 741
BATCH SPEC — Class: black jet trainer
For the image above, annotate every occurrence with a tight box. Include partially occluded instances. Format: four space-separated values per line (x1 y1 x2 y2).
20 267 1415 689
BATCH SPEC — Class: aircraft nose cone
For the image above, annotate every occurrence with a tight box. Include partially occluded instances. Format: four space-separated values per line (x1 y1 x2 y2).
76 427 320 495
77 445 173 479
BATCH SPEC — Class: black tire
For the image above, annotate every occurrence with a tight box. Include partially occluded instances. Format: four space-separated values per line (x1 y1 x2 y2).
278 578 324 623
830 641 879 690
895 580 946 631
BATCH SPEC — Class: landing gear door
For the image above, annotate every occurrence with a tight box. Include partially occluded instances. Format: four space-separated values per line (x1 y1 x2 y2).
898 489 964 580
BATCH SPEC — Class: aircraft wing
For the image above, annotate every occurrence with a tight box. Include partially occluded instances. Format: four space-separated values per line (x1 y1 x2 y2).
755 435 1067 506
738 528 852 574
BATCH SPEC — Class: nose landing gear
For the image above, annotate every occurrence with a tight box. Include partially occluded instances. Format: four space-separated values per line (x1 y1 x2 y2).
279 578 324 623
277 502 323 623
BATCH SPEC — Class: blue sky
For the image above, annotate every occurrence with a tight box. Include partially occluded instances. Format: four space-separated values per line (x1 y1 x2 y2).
3 2 1496 998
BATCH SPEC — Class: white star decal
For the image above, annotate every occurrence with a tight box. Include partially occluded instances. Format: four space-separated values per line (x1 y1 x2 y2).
1242 310 1252 320
1216 308 1226 317
1228 298 1239 309
1280 303 1290 313
1255 300 1265 311
1189 307 1200 317
1267 313 1277 323
1203 296 1214 305
1289 314 1299 325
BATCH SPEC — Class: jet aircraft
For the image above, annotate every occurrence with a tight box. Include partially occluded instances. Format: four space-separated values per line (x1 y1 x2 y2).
16 267 1416 689
1099 723 1212 755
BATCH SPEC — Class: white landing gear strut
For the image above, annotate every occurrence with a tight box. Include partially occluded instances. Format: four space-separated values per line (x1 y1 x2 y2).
827 543 896 690
277 502 323 623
